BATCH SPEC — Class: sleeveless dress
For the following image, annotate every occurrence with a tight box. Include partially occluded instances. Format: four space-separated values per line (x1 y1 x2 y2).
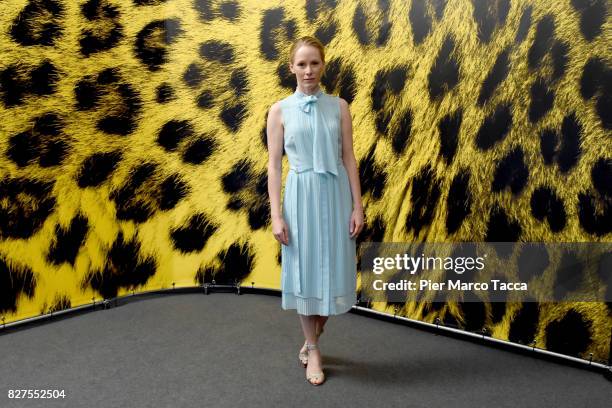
279 88 357 316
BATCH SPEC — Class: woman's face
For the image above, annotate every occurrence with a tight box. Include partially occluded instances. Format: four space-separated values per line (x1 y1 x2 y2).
290 45 325 91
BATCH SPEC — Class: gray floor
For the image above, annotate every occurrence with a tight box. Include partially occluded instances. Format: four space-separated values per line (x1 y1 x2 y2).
1 292 611 408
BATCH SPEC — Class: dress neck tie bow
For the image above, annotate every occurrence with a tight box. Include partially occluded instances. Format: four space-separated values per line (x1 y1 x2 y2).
298 94 318 113
293 88 339 177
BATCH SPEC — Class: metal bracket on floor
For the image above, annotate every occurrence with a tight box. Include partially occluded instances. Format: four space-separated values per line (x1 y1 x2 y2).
102 298 116 310
480 327 489 339
202 279 241 295
93 296 117 310
434 317 442 336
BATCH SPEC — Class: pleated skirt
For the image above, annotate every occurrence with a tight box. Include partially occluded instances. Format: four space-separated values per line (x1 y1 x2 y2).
280 164 357 316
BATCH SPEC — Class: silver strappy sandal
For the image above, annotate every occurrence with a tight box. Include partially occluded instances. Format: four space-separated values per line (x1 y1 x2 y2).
298 342 309 366
305 343 325 385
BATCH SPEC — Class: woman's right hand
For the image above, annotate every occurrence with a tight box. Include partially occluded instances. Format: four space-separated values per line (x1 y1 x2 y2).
272 216 289 245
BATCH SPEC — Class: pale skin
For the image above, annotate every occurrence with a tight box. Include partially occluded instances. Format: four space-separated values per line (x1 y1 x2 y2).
266 44 364 383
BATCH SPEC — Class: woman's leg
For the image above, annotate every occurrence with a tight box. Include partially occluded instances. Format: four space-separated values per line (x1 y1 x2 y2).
299 314 329 354
298 314 324 383
317 315 329 335
299 314 318 344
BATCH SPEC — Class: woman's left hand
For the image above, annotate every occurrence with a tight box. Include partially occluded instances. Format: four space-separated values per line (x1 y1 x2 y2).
349 207 364 239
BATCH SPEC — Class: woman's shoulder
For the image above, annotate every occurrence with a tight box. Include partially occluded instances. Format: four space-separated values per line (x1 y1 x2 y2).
337 96 348 109
278 93 302 111
268 101 281 115
270 95 291 111
322 92 346 115
322 92 344 105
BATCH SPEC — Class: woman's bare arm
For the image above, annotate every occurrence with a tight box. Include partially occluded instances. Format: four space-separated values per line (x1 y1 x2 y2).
267 101 289 244
339 98 363 212
339 97 364 238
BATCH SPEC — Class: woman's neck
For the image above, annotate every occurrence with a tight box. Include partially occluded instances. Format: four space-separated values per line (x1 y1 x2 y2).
297 84 320 96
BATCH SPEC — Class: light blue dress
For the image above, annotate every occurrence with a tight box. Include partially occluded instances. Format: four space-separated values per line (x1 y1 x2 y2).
279 88 357 316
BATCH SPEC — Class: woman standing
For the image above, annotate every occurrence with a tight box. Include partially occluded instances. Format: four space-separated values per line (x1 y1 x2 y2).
267 36 364 386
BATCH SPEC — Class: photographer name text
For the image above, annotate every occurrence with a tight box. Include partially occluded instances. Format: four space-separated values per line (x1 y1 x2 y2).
372 279 528 291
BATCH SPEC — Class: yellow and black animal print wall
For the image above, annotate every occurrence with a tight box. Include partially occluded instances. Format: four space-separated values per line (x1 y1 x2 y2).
0 0 610 361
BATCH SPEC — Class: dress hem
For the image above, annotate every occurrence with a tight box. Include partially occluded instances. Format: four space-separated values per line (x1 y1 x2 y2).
281 292 356 316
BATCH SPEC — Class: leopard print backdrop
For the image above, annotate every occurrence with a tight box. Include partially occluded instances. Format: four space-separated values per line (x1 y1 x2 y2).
0 0 610 362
